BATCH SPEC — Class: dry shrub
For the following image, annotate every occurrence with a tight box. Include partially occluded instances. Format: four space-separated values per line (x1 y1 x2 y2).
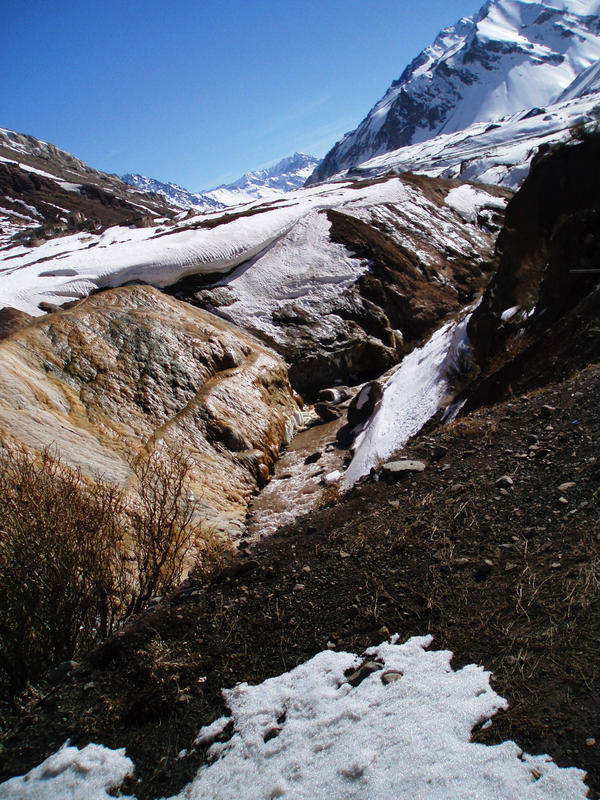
0 447 124 703
0 445 225 707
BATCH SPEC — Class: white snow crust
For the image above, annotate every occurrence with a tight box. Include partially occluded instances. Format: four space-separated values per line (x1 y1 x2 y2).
1 637 588 799
342 316 471 487
0 175 497 323
445 184 507 223
0 742 134 800
333 90 600 189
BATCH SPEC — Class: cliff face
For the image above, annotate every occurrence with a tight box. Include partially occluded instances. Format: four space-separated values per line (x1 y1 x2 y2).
456 136 600 413
0 285 300 538
469 135 600 364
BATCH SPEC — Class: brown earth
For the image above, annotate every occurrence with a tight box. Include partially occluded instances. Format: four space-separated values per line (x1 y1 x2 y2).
1 358 597 799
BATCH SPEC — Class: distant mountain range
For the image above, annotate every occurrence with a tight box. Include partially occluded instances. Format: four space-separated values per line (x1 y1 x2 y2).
123 152 320 211
308 0 600 184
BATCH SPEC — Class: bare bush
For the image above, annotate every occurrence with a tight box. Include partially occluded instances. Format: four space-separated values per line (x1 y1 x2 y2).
0 447 125 702
0 444 225 707
124 448 208 616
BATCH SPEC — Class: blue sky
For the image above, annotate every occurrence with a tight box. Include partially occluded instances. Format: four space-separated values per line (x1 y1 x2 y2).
2 1 483 189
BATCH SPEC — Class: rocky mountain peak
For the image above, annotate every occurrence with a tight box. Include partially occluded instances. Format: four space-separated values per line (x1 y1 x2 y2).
307 0 600 185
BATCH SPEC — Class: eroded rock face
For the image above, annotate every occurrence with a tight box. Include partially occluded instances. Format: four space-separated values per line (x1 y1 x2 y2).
0 285 300 538
177 174 508 398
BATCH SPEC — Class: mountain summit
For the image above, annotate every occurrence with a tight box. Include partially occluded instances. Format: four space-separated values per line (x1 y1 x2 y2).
308 0 600 184
123 152 320 211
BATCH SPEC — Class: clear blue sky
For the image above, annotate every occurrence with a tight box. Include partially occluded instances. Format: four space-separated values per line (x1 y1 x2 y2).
2 1 483 190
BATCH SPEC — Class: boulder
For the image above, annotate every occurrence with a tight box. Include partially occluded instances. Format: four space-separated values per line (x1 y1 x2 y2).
347 381 383 428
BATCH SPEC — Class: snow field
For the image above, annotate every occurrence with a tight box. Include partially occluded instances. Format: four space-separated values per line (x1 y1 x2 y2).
0 176 411 316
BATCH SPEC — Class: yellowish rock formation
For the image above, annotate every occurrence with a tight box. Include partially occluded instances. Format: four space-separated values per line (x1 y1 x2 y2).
0 285 300 538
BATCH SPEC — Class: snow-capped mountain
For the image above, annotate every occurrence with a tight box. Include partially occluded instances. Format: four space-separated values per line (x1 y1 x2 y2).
203 152 320 206
330 86 600 188
308 0 600 184
123 153 320 211
121 174 225 212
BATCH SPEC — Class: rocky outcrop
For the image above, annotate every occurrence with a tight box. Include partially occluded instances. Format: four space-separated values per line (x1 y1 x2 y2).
0 128 176 248
457 136 600 410
175 174 509 398
468 136 600 366
0 285 300 538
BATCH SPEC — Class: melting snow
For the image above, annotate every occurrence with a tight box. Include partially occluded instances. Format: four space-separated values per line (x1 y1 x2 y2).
342 314 471 487
0 636 588 799
445 184 507 223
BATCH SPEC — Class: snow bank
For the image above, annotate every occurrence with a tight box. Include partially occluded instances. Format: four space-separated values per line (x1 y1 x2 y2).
0 177 407 317
445 184 506 223
345 91 600 189
342 315 471 487
1 637 588 799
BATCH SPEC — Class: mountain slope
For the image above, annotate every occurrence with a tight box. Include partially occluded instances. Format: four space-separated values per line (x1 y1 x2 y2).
331 89 600 188
0 128 177 249
308 0 600 184
123 153 320 211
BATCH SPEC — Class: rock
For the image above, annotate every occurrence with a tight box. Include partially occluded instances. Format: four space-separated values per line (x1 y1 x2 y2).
304 451 322 465
0 286 300 540
346 660 384 688
292 583 305 592
317 387 349 404
557 482 576 492
347 381 383 429
380 460 426 482
0 307 33 341
586 738 597 747
475 559 494 581
323 470 342 485
495 475 514 488
335 424 355 448
48 660 78 685
381 670 403 685
431 444 448 461
453 557 470 567
314 403 341 423
540 405 557 418
132 214 155 228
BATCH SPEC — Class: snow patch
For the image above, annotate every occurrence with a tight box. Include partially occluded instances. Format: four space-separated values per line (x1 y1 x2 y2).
0 742 134 800
445 184 507 223
343 314 472 487
1 637 587 799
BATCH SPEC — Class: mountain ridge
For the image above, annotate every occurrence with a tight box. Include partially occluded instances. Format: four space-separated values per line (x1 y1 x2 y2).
308 0 600 184
123 152 320 211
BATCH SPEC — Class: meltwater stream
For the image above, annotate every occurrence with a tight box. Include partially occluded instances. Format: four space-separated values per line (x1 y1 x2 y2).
247 312 472 538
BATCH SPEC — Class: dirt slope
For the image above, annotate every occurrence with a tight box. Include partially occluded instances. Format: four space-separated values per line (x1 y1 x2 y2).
1 359 597 799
